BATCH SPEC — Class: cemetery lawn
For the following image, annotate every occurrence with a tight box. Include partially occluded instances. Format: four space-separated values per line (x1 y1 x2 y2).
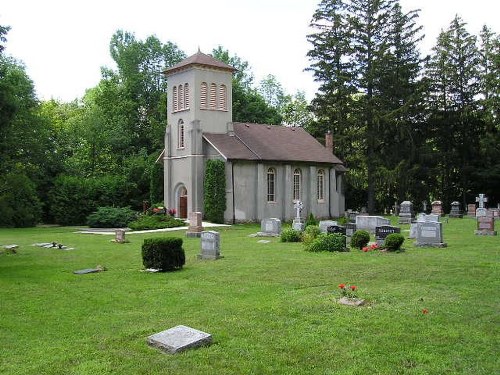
0 219 498 375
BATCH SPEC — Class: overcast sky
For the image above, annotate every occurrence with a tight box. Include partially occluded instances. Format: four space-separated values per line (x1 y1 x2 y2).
1 0 498 102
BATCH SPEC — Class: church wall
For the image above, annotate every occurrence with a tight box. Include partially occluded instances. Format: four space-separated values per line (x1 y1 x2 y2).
231 162 258 222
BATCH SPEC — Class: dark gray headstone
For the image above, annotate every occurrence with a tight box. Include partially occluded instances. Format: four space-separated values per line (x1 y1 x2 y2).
415 221 447 247
375 225 400 245
327 225 346 235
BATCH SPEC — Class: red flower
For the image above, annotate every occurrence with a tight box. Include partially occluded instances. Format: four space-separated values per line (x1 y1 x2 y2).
362 247 369 252
338 283 346 289
370 244 378 249
422 308 429 314
350 285 357 291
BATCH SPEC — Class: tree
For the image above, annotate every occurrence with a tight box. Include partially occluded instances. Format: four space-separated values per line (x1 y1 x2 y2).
425 16 483 207
307 0 424 212
212 47 282 124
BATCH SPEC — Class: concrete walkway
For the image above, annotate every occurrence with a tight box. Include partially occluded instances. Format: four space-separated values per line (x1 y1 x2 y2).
76 222 230 235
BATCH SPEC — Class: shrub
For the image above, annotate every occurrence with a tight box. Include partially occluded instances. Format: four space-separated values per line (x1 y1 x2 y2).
302 225 321 249
49 175 132 225
86 207 138 228
204 159 226 223
0 172 42 228
351 230 370 249
142 237 185 271
280 228 302 242
128 215 186 231
305 213 318 227
307 233 347 252
384 233 405 251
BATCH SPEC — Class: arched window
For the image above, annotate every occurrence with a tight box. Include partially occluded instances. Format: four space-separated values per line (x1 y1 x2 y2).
210 83 217 109
200 82 207 109
184 83 189 109
172 86 178 112
178 84 184 110
293 169 302 201
177 119 185 148
219 84 227 110
267 168 276 202
317 169 325 201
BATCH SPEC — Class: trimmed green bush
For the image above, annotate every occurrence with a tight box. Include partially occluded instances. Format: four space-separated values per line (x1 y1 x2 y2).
351 230 370 249
204 159 226 223
384 233 405 251
305 213 318 227
280 228 302 242
302 225 321 249
86 207 138 228
128 215 185 231
142 237 185 271
307 233 347 252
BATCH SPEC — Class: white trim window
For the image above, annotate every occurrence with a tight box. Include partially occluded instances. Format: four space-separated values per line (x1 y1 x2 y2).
177 119 185 149
267 168 276 202
317 169 325 201
293 168 301 201
184 83 190 109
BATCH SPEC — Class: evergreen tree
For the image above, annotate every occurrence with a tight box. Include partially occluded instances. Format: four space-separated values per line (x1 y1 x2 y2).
425 16 483 207
307 0 424 212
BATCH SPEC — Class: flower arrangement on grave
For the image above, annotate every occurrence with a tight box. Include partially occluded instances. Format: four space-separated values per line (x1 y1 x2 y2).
362 243 379 252
168 208 176 216
338 283 358 298
337 283 365 306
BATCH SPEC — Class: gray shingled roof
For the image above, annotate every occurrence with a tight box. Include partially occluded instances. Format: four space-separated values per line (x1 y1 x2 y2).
203 123 344 166
165 51 236 75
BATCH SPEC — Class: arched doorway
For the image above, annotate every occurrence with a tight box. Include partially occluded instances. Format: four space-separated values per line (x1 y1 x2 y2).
178 186 188 219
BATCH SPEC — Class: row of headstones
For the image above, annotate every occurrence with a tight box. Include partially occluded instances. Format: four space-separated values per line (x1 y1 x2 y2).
260 215 446 247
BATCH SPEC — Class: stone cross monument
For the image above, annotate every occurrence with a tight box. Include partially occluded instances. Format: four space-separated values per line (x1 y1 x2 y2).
475 194 488 217
292 200 305 231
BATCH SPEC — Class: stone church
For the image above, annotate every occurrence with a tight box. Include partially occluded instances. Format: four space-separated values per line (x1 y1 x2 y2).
161 51 346 223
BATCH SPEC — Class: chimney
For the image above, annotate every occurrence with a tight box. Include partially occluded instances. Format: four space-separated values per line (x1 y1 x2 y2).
325 131 334 154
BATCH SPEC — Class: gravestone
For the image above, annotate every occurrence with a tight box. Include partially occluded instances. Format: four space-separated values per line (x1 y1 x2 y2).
186 212 204 238
431 201 443 216
114 229 127 243
346 210 359 222
198 231 222 259
467 203 476 217
319 220 337 233
260 218 282 236
355 216 390 233
375 225 401 246
345 222 356 244
147 325 212 354
398 201 414 224
448 201 463 218
292 200 305 231
475 215 497 236
422 201 428 213
475 194 488 218
327 225 346 235
490 209 500 221
415 221 447 247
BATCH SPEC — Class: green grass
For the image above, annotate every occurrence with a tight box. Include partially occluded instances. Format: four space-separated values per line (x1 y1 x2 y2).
0 219 498 374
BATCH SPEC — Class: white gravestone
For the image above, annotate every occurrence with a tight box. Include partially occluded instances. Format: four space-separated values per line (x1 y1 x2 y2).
147 325 212 354
319 220 338 233
198 231 222 259
292 200 305 231
260 218 281 235
355 216 390 233
475 194 488 218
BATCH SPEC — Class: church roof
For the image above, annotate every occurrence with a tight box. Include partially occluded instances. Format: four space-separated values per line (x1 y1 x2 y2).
165 50 236 75
203 123 344 167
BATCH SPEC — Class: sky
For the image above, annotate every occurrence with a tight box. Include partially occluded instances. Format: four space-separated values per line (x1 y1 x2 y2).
1 0 499 102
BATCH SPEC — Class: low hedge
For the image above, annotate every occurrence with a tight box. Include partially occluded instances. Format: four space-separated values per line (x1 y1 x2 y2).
142 237 185 271
86 207 138 228
128 215 186 231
